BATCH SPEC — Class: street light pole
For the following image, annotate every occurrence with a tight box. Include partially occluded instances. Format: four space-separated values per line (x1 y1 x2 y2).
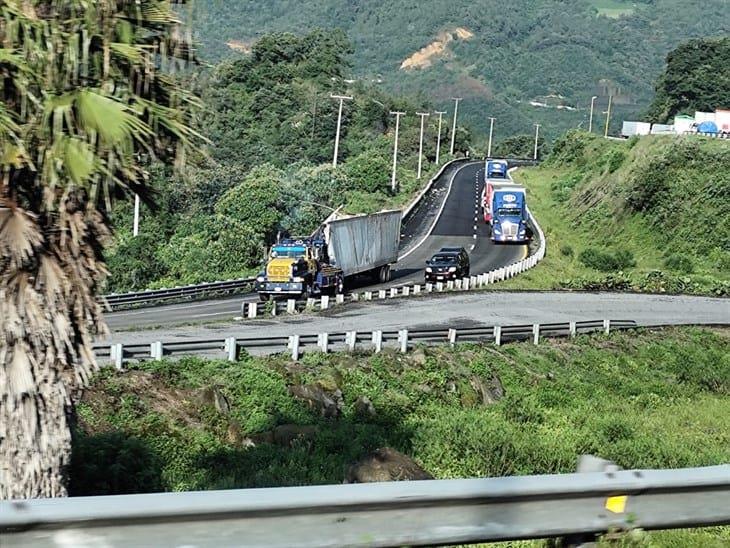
434 111 446 164
533 123 541 160
604 94 613 138
487 117 496 158
589 96 598 133
331 94 353 167
390 111 406 192
133 194 140 237
416 112 430 179
450 97 462 155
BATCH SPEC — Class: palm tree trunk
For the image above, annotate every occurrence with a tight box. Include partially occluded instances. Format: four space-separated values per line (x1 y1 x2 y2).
0 368 71 499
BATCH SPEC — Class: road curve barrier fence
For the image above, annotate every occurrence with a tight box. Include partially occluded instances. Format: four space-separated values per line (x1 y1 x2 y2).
2 462 728 547
95 319 637 367
101 277 256 310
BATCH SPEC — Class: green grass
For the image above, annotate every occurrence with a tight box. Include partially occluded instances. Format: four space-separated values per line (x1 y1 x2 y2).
504 132 730 295
588 0 635 18
72 326 729 544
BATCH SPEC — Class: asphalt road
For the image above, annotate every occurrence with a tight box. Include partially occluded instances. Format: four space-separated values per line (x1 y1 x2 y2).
105 292 729 348
107 161 526 330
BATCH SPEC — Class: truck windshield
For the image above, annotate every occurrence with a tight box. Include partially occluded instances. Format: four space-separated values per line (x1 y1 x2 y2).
271 247 306 258
497 208 521 217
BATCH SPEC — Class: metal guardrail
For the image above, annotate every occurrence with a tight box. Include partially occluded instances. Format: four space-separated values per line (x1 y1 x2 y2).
102 277 256 308
2 463 728 547
97 319 637 367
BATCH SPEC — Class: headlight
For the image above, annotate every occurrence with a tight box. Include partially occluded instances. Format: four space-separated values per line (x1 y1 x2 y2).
426 267 432 273
256 276 265 282
448 267 457 272
292 276 304 282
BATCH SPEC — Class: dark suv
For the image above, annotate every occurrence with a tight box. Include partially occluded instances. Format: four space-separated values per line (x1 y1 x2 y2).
425 247 470 282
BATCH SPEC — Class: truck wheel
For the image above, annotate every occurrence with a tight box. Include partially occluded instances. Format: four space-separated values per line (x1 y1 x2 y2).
378 265 390 283
259 293 271 302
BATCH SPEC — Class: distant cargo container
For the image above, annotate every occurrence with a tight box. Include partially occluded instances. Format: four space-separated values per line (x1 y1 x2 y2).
650 124 674 135
695 111 715 124
621 121 651 136
673 115 694 134
715 109 730 135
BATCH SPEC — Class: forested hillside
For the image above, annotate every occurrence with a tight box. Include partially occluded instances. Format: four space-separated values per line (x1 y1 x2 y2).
193 0 730 139
105 30 469 293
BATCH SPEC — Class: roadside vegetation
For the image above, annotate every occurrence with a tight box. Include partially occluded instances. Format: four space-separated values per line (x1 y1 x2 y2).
105 30 470 294
72 326 729 544
509 132 729 296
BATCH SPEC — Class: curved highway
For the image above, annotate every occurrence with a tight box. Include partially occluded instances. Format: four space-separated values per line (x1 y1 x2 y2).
107 161 526 329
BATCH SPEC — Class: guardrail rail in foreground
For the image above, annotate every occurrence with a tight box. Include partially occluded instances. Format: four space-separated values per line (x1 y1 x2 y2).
2 464 728 547
96 319 637 367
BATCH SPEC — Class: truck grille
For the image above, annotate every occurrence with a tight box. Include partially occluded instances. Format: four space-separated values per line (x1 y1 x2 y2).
267 265 291 282
502 222 518 237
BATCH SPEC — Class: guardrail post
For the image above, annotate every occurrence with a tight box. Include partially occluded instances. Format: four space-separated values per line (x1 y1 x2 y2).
463 277 470 290
436 282 443 291
111 343 124 370
288 335 300 361
413 284 421 294
494 325 502 346
270 302 277 316
390 287 398 298
447 280 455 290
425 283 433 293
402 286 410 297
336 293 345 305
346 331 357 352
372 330 383 353
247 302 257 319
364 291 373 301
306 297 316 309
470 275 477 287
287 299 296 314
378 289 387 299
532 324 540 345
454 279 461 290
224 337 237 362
603 319 611 335
320 295 330 310
351 292 359 302
398 329 409 353
448 328 457 347
317 333 329 353
569 321 577 338
150 341 163 361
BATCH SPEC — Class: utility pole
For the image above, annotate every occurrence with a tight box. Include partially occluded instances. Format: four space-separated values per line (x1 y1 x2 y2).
434 110 446 164
604 94 613 138
133 194 140 237
533 123 541 160
450 97 462 155
588 96 598 133
331 94 352 167
390 111 406 192
487 117 496 158
416 112 430 179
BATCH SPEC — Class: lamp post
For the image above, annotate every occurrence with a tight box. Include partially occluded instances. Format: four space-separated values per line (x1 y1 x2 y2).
533 123 541 160
133 194 140 237
331 94 353 167
604 95 613 138
434 110 446 164
390 111 406 192
450 97 462 155
416 112 430 179
487 117 496 158
589 96 598 133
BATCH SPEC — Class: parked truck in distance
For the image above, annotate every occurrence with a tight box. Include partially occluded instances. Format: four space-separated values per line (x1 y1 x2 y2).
254 210 401 300
489 186 532 244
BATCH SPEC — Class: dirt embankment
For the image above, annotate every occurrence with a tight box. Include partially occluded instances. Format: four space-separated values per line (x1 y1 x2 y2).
400 27 473 70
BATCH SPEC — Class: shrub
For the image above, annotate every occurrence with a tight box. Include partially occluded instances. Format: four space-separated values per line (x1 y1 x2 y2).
560 244 574 257
604 149 625 173
664 254 695 274
579 247 636 272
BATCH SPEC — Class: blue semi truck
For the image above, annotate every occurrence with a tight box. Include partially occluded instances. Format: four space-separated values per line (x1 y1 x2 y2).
490 186 532 244
485 159 509 179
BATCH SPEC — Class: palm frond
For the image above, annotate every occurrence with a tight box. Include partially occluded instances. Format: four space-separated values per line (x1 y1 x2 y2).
75 89 153 145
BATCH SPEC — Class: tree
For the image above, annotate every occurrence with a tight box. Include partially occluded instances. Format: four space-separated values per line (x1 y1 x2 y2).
646 37 730 123
0 1 200 498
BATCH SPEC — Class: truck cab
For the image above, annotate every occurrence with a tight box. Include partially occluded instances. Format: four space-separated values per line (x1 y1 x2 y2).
490 188 531 244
